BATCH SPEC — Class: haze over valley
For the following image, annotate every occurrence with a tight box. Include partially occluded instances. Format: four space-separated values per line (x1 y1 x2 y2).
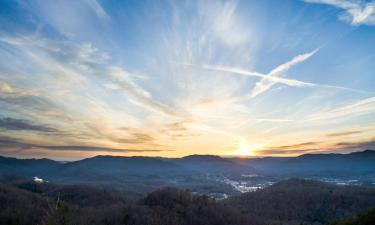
1 150 375 199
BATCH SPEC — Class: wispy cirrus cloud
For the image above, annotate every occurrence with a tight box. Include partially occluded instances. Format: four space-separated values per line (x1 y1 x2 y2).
0 35 184 118
0 79 73 124
106 66 184 118
304 0 375 25
0 117 58 132
85 0 110 21
0 32 189 157
209 0 251 46
268 141 322 151
333 138 375 150
235 95 375 128
325 130 363 137
308 96 375 121
254 148 321 156
0 136 170 153
257 138 375 156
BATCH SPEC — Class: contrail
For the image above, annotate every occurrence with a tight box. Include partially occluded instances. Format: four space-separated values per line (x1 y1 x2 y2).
175 49 373 95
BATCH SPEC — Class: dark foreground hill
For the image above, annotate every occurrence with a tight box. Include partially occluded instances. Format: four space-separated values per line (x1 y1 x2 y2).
0 181 262 225
1 179 375 225
329 208 375 225
226 179 375 225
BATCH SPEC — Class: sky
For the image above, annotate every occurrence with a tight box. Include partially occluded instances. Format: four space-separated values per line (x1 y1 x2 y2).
0 0 374 160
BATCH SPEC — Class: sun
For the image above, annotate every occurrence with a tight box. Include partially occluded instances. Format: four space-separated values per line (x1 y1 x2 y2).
234 139 264 157
235 143 263 157
235 145 254 156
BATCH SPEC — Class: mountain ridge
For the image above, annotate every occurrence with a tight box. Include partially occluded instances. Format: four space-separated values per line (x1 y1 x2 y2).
1 149 374 196
0 149 373 162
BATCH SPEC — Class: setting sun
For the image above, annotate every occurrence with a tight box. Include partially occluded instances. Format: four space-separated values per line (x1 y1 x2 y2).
235 145 254 156
234 139 263 156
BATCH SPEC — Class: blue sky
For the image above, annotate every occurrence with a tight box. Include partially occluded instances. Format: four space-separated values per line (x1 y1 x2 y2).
0 0 374 160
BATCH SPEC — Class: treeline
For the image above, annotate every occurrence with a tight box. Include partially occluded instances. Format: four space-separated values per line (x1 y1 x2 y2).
226 179 375 224
329 208 375 225
1 179 375 225
0 182 262 225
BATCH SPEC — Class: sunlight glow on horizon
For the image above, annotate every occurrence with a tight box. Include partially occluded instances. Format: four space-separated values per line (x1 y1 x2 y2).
235 145 256 157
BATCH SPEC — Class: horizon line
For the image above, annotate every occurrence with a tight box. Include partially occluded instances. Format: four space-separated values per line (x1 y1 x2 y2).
1 149 373 162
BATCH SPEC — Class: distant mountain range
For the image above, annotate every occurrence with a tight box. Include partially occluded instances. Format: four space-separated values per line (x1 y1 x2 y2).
1 149 374 175
0 150 374 196
244 149 375 175
0 152 256 178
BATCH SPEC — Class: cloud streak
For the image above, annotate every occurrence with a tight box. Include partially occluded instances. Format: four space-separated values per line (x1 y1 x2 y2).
325 130 363 137
0 136 170 153
333 139 375 150
0 117 58 132
85 0 110 21
305 0 375 25
0 35 185 119
107 67 184 118
257 138 375 156
308 96 375 121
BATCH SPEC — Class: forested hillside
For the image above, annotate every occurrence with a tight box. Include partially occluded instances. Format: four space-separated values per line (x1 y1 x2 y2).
0 182 261 225
1 179 374 225
226 179 375 225
329 208 375 225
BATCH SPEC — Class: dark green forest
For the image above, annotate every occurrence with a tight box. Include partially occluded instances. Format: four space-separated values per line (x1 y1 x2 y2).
329 208 375 225
1 179 374 225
